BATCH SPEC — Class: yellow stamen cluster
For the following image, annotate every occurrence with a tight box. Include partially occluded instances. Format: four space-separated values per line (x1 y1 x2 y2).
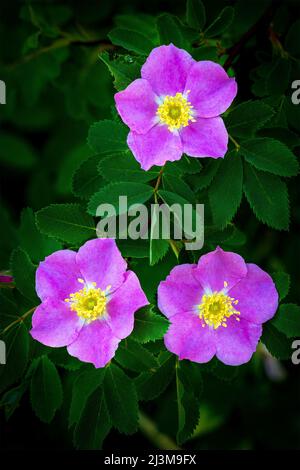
65 278 108 323
198 282 240 330
156 91 196 131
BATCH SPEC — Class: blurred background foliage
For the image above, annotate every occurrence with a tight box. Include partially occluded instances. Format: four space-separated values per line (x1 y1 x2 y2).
1 0 300 450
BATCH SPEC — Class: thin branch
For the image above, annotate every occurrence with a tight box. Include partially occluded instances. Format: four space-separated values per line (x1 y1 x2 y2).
139 412 181 450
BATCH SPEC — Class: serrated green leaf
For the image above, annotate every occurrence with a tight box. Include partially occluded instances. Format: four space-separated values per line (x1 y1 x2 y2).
209 152 243 228
72 155 105 200
243 164 289 230
0 323 29 394
100 52 142 91
74 388 111 450
267 58 291 96
258 127 300 149
115 338 159 372
162 174 196 203
226 100 274 138
193 159 221 191
104 364 139 434
241 138 299 177
88 182 153 216
135 352 175 400
131 306 169 343
108 28 155 55
272 304 300 338
98 152 159 183
211 358 239 381
10 248 38 302
69 368 106 428
0 133 37 169
261 323 291 360
115 14 158 42
272 272 290 301
116 239 149 259
36 203 95 244
186 0 206 30
49 348 82 371
88 120 128 155
149 203 170 266
204 6 234 37
30 356 63 423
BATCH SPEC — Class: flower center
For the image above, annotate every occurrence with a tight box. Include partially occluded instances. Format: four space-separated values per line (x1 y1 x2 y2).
198 283 240 330
65 278 109 323
157 91 196 131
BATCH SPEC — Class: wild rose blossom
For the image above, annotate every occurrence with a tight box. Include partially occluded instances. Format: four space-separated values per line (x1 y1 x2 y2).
158 247 278 366
115 44 237 170
30 238 148 368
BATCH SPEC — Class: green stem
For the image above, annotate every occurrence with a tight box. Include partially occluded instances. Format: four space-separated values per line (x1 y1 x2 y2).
1 306 37 335
139 411 181 450
229 134 240 151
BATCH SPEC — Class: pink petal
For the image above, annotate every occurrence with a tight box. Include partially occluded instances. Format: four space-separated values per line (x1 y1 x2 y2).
76 238 127 292
114 79 158 134
127 125 183 170
195 247 247 292
215 316 262 366
164 312 216 363
67 320 120 368
36 250 82 302
30 298 84 347
106 270 149 339
229 264 279 324
158 264 203 319
185 61 237 118
141 44 195 96
180 117 228 159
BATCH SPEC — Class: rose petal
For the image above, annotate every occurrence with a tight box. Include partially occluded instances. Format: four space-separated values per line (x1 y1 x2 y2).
158 264 203 319
115 79 158 134
180 117 228 159
215 316 262 366
164 312 216 363
30 298 84 347
230 263 279 324
141 44 195 96
35 250 81 302
106 270 149 339
195 247 247 292
185 61 237 118
67 320 120 368
127 125 183 170
76 238 127 292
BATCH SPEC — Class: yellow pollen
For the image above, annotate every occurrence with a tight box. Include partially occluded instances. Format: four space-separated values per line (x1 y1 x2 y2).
65 278 108 323
156 92 196 131
198 287 240 330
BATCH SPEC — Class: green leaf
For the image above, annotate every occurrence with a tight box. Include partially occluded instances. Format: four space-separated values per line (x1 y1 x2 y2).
285 19 300 58
49 348 82 371
226 101 274 138
272 272 290 301
243 164 289 230
98 152 159 183
267 58 291 96
186 0 206 30
209 152 243 228
115 338 159 372
272 304 300 338
117 239 149 259
88 182 153 216
104 364 139 434
258 127 300 150
131 306 169 343
69 368 106 428
115 14 158 43
72 155 105 200
211 358 239 381
10 248 38 302
108 28 155 55
74 388 111 450
193 159 221 191
204 6 234 37
261 323 291 360
30 356 63 423
0 133 37 169
241 138 299 177
149 204 170 266
19 207 62 263
135 352 175 400
0 323 29 394
100 52 142 91
162 174 196 203
36 203 95 245
157 14 189 49
88 120 128 155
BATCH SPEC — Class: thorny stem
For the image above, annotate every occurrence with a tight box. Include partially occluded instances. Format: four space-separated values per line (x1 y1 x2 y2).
1 306 37 335
139 412 181 450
